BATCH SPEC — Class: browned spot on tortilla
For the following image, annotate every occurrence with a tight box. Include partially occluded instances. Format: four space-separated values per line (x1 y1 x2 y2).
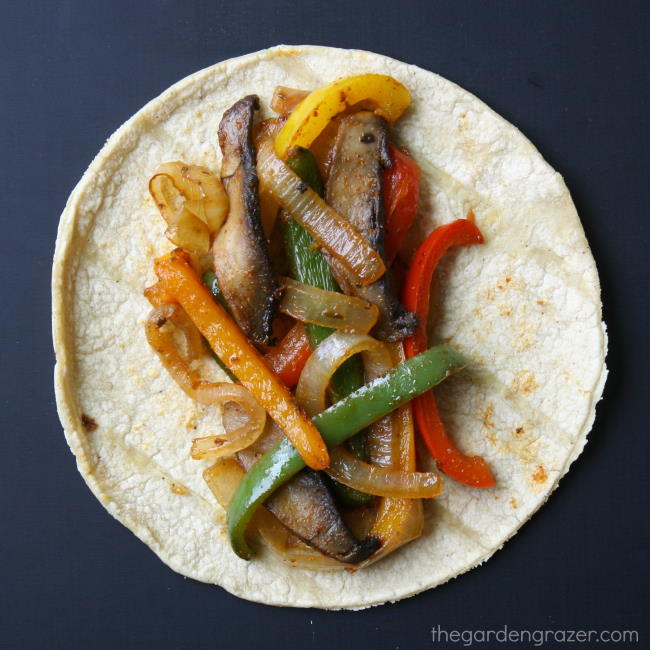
482 403 495 429
482 403 497 444
505 277 511 283
170 482 188 495
498 304 512 317
510 497 519 509
512 370 539 394
81 413 98 432
513 331 536 352
532 465 548 484
483 432 497 446
537 300 546 305
514 426 524 436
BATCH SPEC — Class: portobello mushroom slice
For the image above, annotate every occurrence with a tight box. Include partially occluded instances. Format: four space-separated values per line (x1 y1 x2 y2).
325 111 417 342
238 429 379 564
212 95 278 345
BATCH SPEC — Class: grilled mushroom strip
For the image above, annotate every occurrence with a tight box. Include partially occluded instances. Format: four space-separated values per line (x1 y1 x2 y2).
238 430 379 564
325 111 417 341
213 95 279 345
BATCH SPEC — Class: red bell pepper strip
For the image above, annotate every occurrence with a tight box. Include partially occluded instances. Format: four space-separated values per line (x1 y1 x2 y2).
383 145 421 264
402 218 495 488
264 322 312 388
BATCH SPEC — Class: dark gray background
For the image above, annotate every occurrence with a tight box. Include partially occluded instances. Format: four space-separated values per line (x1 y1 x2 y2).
2 1 648 648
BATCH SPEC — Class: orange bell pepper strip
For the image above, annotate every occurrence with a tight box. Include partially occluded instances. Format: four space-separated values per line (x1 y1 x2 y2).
153 249 329 471
264 322 312 388
402 218 495 488
383 145 421 264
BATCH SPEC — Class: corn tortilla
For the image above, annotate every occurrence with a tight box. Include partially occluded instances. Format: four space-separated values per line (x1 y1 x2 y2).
52 45 607 608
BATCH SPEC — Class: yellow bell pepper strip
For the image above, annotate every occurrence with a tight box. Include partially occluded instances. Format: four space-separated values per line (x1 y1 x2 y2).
274 74 411 160
153 249 330 471
227 344 467 559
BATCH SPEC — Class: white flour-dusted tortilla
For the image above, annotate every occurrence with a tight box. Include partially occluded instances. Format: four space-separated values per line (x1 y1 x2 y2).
52 45 607 608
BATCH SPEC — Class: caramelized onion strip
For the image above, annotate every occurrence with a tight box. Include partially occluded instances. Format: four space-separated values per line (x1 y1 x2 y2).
327 447 442 498
358 343 425 566
295 332 392 417
257 138 386 286
278 277 378 334
145 306 266 460
149 162 229 252
270 86 310 115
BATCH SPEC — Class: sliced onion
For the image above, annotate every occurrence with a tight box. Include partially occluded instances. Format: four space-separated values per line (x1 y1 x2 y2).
203 457 245 509
149 162 228 252
366 412 395 468
259 187 279 239
295 332 392 417
366 343 413 470
278 276 378 333
190 385 266 460
256 138 386 286
145 304 201 394
203 457 344 570
253 117 284 145
327 447 442 498
270 86 310 115
168 304 204 361
145 306 265 459
360 343 425 565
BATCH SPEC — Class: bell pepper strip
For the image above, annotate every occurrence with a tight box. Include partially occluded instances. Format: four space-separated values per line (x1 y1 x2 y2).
284 147 363 398
402 218 495 488
263 322 312 388
283 149 364 354
363 342 423 559
193 270 238 382
153 248 329 471
227 344 467 559
383 145 421 264
274 74 411 160
283 147 372 506
143 279 174 307
258 139 386 286
282 148 365 392
202 270 232 313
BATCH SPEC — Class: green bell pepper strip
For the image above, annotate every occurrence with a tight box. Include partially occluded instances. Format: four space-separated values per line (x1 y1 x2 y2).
227 344 468 559
283 147 371 506
283 148 350 352
202 270 231 313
